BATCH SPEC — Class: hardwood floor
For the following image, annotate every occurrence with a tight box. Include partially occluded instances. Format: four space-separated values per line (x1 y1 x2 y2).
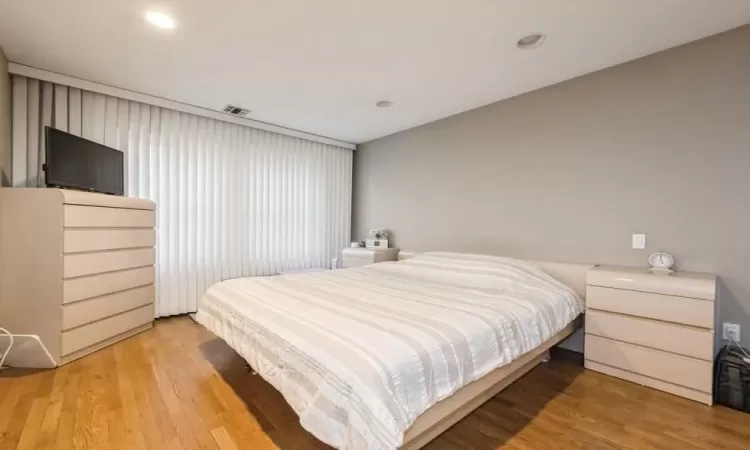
2 316 749 449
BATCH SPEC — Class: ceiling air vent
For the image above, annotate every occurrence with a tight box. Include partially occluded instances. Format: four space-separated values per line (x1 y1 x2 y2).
222 105 250 116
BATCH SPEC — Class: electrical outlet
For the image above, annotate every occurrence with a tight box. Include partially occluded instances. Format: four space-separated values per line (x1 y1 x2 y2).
632 233 646 250
723 323 741 342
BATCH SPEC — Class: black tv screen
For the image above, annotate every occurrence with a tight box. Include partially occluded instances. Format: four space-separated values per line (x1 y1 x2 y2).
45 127 124 196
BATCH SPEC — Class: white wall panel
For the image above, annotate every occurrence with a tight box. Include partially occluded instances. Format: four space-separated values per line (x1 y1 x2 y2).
54 84 68 132
39 82 53 187
11 76 27 187
9 75 353 317
26 78 39 187
68 88 82 136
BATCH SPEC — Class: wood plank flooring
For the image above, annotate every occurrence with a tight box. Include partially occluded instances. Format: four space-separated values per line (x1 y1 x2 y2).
2 316 750 449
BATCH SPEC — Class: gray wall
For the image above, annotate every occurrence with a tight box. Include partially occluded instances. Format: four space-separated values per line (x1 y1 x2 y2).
353 25 750 347
0 47 10 187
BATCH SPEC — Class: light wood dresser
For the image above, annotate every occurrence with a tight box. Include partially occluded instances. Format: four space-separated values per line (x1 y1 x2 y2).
0 188 156 366
341 247 399 268
584 265 717 405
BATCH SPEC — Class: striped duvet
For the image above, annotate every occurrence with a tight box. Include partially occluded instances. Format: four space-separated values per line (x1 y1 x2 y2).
197 252 583 450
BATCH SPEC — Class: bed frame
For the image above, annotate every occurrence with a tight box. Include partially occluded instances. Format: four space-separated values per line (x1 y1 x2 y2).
400 259 594 449
235 256 593 449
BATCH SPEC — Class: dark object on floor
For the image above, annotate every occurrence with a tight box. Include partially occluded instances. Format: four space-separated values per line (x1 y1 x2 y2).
550 345 584 365
715 343 750 412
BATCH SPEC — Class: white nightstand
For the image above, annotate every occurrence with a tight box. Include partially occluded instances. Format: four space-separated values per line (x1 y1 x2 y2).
341 247 399 268
584 265 717 405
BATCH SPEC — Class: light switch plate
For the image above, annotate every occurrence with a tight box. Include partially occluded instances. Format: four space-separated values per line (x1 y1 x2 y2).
632 233 646 250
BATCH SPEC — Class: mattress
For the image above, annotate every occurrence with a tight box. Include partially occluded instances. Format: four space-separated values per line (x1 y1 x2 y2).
197 252 583 450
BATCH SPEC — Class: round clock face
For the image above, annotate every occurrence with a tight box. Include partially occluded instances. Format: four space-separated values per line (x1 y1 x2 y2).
648 252 675 269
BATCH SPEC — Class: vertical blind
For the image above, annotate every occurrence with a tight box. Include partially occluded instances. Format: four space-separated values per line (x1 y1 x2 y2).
11 75 353 316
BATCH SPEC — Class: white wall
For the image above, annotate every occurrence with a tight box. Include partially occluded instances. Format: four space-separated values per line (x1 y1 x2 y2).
353 26 750 350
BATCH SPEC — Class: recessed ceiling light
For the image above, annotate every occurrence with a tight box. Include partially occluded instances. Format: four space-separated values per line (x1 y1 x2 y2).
517 33 545 49
376 100 393 108
145 11 176 29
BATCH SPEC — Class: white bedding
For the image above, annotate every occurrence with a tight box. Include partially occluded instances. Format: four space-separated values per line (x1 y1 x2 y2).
197 252 583 450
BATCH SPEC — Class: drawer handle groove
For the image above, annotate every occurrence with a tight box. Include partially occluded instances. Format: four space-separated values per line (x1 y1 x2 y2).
64 245 155 256
63 264 155 281
63 304 153 333
585 359 711 395
64 283 155 306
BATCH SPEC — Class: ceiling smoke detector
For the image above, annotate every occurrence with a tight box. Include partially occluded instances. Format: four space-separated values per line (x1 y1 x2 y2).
376 100 394 108
517 33 546 49
222 105 250 116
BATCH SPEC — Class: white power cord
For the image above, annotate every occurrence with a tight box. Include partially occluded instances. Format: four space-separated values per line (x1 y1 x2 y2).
728 339 750 364
0 327 13 370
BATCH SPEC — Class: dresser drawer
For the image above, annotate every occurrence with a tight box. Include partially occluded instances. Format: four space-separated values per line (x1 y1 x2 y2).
585 309 713 361
62 285 154 330
64 248 155 279
61 304 154 356
63 266 155 303
585 335 712 393
342 253 374 268
64 205 155 228
64 229 155 253
586 286 714 329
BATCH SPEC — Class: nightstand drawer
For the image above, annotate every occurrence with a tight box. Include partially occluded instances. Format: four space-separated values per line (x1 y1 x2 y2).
341 248 398 268
586 335 712 393
342 253 374 268
585 309 713 361
587 266 715 300
586 286 713 329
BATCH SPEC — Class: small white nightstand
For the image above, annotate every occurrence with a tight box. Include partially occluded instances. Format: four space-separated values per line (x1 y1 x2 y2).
584 265 717 405
341 247 399 268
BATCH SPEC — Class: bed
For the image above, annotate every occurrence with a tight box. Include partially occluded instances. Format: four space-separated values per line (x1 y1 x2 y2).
197 252 592 450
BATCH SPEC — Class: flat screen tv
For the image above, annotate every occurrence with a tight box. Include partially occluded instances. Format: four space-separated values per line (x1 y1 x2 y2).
44 126 124 196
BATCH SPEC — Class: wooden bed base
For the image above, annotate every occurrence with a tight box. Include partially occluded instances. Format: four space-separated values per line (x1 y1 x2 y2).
401 318 581 449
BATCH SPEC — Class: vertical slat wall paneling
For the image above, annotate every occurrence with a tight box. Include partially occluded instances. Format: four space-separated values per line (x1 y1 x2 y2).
39 83 53 187
115 99 130 194
187 114 197 310
68 88 82 137
148 106 160 200
9 75 354 317
196 118 206 300
125 101 139 195
11 75 27 187
81 91 94 140
26 79 39 187
103 96 118 148
54 84 68 132
343 150 353 263
91 93 106 144
157 108 169 314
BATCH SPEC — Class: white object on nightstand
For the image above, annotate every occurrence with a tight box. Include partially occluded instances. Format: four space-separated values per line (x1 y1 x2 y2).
365 239 389 249
584 265 717 405
341 247 399 268
648 252 675 275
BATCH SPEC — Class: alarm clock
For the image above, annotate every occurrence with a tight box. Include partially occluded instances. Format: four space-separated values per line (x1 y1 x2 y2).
648 252 675 275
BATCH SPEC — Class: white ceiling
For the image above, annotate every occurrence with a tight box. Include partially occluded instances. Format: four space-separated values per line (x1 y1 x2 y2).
1 1 749 144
